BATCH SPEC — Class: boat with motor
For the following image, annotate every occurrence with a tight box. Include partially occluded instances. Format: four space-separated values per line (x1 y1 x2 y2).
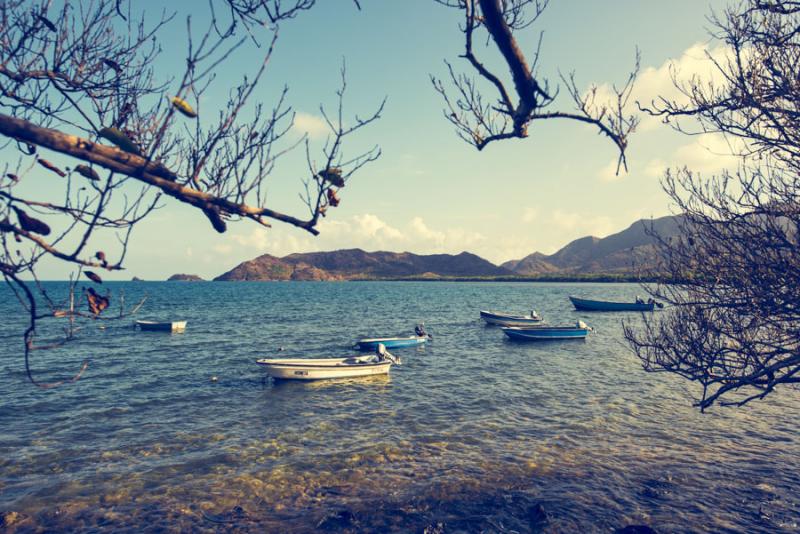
569 295 662 312
356 324 431 351
502 321 592 341
480 309 543 326
257 343 400 380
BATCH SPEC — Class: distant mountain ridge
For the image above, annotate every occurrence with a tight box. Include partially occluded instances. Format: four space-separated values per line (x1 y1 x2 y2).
215 249 511 281
214 215 683 281
501 215 683 275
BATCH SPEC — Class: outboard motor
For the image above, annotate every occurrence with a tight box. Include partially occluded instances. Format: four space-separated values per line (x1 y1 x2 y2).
375 343 401 365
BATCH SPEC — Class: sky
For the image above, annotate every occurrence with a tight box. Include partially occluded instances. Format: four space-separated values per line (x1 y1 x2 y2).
20 0 735 280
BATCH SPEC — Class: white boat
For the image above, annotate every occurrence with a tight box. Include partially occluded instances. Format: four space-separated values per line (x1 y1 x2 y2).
257 344 400 381
135 320 187 332
480 310 543 326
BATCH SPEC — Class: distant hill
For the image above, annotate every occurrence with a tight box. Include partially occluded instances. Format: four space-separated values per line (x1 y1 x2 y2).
215 249 511 281
213 216 683 281
167 273 204 281
214 254 343 281
503 215 683 275
283 249 511 279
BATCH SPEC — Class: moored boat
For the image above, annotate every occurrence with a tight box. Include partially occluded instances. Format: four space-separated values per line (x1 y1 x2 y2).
569 295 661 312
502 321 592 341
480 310 543 326
356 336 427 351
356 324 431 351
135 320 187 332
257 344 400 381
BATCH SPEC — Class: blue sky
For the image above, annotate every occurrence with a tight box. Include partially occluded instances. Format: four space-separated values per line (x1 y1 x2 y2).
25 1 732 279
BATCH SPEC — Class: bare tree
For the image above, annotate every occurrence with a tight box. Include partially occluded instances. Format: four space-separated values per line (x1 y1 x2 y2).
0 0 382 386
625 0 800 410
432 0 639 173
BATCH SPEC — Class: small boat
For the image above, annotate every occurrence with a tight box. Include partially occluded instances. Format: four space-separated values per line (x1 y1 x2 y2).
502 321 592 341
569 295 661 312
356 336 428 351
135 320 187 332
257 344 400 381
480 310 543 326
356 324 431 351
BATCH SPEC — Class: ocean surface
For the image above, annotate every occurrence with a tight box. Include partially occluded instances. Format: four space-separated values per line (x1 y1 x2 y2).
0 281 798 533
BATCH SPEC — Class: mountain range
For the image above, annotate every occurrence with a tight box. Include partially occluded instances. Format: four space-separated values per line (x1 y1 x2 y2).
212 215 683 281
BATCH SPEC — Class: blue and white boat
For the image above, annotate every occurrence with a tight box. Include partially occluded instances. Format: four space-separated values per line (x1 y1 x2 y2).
356 335 428 351
480 310 543 327
356 324 430 351
502 321 592 341
569 295 661 312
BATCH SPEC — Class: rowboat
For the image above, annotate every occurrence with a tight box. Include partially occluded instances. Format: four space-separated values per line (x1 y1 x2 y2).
569 295 661 312
135 320 187 332
480 310 543 327
257 344 400 381
356 336 428 351
356 324 431 351
502 321 592 341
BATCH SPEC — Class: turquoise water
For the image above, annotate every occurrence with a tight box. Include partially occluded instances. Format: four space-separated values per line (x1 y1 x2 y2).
0 281 798 532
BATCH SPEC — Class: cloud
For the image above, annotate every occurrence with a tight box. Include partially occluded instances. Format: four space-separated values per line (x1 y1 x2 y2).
671 133 742 174
292 112 329 139
593 42 730 133
223 214 485 258
521 207 538 223
598 158 626 182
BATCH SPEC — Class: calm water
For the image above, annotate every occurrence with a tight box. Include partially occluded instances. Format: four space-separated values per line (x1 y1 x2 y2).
0 281 798 533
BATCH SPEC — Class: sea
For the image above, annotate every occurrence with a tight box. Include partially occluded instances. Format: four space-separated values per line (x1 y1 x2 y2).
0 281 798 533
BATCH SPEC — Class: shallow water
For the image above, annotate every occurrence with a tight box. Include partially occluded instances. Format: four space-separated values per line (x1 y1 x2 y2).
0 281 798 533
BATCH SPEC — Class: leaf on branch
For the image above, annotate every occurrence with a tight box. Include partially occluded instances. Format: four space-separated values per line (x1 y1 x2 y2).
74 164 100 181
98 127 141 155
37 15 57 32
37 159 66 177
102 58 122 73
316 167 344 187
5 173 19 182
171 97 198 118
86 287 110 316
53 310 68 318
203 207 227 233
84 271 103 284
12 207 51 235
326 188 341 207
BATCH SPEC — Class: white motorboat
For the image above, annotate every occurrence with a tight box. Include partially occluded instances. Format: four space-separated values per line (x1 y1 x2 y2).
257 344 400 381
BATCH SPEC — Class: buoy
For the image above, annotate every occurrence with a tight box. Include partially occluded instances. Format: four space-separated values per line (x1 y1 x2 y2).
210 376 218 382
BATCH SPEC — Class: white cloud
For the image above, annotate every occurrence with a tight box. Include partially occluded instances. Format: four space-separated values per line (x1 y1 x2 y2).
671 133 742 174
598 158 625 182
521 207 538 223
592 42 730 133
292 112 329 139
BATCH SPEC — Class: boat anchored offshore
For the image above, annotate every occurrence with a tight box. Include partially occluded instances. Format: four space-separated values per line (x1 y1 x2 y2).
257 343 400 381
356 324 431 351
502 321 592 341
480 310 543 327
135 320 187 332
569 295 662 312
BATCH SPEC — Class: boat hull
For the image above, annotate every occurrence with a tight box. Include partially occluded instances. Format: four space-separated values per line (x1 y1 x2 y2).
256 357 393 380
502 326 589 340
136 320 187 332
356 336 427 351
480 310 543 326
569 296 655 312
